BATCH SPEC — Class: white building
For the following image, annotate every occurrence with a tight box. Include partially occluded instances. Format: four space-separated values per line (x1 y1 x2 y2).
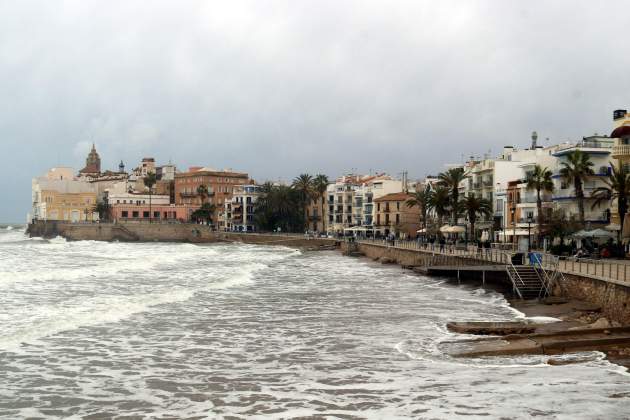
326 174 408 235
223 184 262 232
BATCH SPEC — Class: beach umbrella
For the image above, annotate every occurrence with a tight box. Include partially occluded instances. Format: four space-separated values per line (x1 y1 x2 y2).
605 224 621 232
574 229 615 239
439 225 451 233
449 225 466 233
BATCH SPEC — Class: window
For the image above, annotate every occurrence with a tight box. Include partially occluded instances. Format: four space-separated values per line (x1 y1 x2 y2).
143 211 150 218
395 214 400 224
396 202 400 210
122 211 128 218
154 211 160 218
132 211 139 218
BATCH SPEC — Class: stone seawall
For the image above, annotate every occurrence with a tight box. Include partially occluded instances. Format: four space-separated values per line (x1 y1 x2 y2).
559 274 630 325
27 221 338 248
348 241 630 325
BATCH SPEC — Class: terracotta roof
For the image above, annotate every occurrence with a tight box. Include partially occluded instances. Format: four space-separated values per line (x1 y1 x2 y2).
79 163 100 174
374 192 413 202
611 125 630 138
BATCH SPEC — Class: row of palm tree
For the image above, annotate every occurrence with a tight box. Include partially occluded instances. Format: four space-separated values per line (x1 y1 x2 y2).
252 174 330 232
404 177 492 240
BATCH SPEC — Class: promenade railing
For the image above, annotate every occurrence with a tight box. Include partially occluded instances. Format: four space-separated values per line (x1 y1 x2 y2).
354 238 630 286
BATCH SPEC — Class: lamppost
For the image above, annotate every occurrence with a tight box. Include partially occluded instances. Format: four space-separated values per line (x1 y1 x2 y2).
511 205 516 250
527 215 533 252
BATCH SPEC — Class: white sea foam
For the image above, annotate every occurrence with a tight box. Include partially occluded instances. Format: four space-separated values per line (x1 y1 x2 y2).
1 240 628 419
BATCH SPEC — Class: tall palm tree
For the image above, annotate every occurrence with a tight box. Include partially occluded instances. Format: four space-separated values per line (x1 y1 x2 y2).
405 185 434 230
292 174 315 229
196 184 209 204
438 167 466 225
143 172 157 223
428 186 450 231
560 150 594 225
591 164 630 243
312 174 329 232
526 165 554 243
462 195 492 241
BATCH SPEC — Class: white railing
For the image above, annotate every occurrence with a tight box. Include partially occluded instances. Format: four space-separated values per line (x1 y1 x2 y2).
354 238 630 285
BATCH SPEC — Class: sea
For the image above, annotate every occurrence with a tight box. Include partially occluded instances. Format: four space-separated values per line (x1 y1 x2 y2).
0 224 629 419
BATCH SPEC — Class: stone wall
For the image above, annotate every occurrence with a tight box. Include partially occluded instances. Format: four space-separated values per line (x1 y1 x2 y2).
27 221 338 248
560 274 630 325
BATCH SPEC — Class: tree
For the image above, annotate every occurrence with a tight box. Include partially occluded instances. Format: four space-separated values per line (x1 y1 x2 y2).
196 184 209 204
525 165 554 245
143 172 157 223
547 209 580 245
462 195 492 241
560 150 594 225
405 185 433 231
312 174 329 232
254 184 304 232
591 164 629 243
191 202 216 225
93 202 111 222
428 186 451 232
438 167 466 225
292 174 315 230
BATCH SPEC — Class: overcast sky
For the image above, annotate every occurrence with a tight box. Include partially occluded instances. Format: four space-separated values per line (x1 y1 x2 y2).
2 1 630 221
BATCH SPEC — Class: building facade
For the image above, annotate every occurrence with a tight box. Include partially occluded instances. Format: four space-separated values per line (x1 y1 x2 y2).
31 168 99 222
223 184 262 232
373 193 421 238
175 167 250 225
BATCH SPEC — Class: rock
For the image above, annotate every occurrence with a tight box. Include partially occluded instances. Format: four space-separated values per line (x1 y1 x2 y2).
588 318 611 329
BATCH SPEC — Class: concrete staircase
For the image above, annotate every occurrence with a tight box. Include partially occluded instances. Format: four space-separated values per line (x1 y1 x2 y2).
508 265 545 299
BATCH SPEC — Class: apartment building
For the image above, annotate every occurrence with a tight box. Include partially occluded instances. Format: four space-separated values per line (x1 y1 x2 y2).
223 185 261 232
326 174 404 235
373 193 421 238
175 167 249 225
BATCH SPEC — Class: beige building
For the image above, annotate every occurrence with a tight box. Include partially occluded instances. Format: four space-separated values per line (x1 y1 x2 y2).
31 168 98 222
374 192 421 238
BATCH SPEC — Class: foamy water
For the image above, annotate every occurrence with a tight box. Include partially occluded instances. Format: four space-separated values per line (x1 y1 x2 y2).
0 227 629 419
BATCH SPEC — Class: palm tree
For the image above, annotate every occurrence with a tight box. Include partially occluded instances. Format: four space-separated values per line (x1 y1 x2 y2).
196 184 209 204
292 174 315 230
191 202 216 225
462 195 492 241
405 185 433 231
525 165 554 244
428 186 450 231
312 174 329 232
438 167 466 225
143 172 157 223
591 164 630 243
560 150 594 225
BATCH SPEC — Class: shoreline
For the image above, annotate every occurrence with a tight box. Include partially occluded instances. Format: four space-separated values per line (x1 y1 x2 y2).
341 249 630 370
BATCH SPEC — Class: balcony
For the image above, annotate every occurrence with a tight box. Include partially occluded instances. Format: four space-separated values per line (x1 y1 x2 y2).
613 144 630 157
179 191 199 198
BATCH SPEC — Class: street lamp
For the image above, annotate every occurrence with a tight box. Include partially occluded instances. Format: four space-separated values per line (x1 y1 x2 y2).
527 214 533 252
511 205 516 250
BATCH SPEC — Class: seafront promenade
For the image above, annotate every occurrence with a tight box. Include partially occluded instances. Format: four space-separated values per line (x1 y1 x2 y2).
353 238 630 286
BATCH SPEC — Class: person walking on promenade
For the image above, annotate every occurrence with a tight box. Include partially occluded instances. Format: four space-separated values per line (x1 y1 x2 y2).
439 237 445 253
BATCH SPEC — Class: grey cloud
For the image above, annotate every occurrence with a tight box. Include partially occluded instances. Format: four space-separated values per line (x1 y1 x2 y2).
1 0 630 221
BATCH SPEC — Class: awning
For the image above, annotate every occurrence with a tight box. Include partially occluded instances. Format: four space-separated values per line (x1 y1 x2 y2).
573 229 615 239
605 224 621 231
416 228 427 233
495 229 535 236
439 225 465 233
